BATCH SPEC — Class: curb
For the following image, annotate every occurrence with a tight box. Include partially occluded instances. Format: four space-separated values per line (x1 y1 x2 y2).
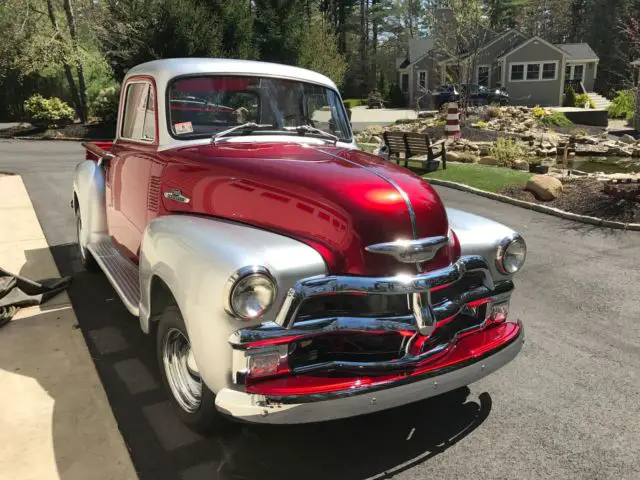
8 136 106 142
426 178 640 231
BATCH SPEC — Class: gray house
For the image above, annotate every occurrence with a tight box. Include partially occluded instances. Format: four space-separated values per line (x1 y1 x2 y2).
397 28 601 108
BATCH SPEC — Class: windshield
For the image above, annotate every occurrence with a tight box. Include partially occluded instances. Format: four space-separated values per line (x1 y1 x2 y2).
167 75 352 142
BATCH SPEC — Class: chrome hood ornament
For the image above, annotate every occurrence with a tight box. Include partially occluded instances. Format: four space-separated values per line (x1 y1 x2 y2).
365 236 448 264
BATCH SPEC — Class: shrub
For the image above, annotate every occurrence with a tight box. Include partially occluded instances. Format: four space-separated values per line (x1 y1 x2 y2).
564 86 576 107
487 106 502 119
387 82 405 108
472 121 489 129
343 98 366 108
532 106 546 118
367 89 385 108
537 111 573 127
91 86 121 124
434 119 447 127
608 89 636 122
24 94 75 128
489 137 525 167
574 93 595 109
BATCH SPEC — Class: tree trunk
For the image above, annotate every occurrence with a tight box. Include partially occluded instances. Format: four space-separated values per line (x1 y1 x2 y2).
371 0 377 92
45 0 83 123
62 0 88 123
338 1 346 54
360 0 367 92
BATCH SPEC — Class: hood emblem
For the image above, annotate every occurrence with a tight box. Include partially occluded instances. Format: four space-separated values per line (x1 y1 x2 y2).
164 189 190 204
365 236 448 264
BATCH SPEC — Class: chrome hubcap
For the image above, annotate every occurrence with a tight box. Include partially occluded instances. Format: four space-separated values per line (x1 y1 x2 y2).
163 328 202 413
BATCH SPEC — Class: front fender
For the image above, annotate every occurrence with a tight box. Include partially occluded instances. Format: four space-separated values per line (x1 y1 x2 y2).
139 215 327 393
446 207 522 282
73 160 108 245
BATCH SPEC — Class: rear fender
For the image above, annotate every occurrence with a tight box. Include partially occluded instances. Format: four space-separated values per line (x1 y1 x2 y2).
73 160 108 245
139 215 327 393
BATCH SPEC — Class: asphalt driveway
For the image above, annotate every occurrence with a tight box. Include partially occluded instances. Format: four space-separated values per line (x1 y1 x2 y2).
1 139 639 480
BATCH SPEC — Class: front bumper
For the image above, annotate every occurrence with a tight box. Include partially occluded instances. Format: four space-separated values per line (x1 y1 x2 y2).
216 321 524 424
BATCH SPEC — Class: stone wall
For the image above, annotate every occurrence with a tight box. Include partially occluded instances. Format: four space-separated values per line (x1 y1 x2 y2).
635 77 640 131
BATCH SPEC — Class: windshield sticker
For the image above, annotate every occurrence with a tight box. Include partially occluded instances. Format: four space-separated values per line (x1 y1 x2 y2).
174 121 193 134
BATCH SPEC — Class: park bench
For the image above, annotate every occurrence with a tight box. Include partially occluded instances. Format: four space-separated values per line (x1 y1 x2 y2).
382 131 446 174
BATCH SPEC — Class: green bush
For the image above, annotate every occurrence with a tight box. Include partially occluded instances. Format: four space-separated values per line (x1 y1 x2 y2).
343 98 366 108
563 86 577 107
531 106 546 118
24 94 75 128
387 82 405 108
537 111 573 127
608 89 636 122
574 93 595 109
489 137 525 167
472 121 489 129
91 86 121 124
487 106 502 119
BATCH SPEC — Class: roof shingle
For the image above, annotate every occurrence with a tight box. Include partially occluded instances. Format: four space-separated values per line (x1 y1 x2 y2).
556 43 599 61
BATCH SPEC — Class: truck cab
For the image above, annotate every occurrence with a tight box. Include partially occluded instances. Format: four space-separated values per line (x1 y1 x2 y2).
73 58 526 432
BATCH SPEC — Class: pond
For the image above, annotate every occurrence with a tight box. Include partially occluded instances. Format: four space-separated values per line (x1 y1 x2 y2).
562 157 640 174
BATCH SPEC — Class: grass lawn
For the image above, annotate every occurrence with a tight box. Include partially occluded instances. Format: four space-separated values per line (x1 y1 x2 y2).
343 98 366 108
423 163 533 193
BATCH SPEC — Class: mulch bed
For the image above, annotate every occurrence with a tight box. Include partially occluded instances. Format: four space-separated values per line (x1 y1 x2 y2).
500 176 640 223
0 122 115 140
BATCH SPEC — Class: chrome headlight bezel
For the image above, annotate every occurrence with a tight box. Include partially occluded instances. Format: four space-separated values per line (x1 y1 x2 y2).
496 234 526 274
224 266 277 320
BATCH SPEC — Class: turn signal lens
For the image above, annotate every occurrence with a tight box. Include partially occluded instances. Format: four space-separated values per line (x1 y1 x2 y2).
230 273 276 319
488 301 510 323
248 351 281 378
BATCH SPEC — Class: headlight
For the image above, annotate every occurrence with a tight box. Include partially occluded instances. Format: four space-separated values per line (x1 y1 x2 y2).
496 235 526 274
225 267 277 319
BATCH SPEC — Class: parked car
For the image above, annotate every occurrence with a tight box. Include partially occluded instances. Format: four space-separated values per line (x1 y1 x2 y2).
73 58 526 432
434 83 509 108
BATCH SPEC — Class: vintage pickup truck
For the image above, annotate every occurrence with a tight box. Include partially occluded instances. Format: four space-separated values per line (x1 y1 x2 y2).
73 58 526 432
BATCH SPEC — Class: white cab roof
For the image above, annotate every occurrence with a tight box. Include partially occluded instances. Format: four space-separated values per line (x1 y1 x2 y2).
125 58 338 90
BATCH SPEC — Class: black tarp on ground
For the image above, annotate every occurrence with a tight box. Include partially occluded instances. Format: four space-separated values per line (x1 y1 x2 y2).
0 267 71 327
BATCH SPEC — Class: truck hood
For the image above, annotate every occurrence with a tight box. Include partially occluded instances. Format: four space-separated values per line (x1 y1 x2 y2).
159 142 456 276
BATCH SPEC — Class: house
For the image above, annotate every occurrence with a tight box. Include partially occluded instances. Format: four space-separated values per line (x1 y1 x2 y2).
397 28 601 108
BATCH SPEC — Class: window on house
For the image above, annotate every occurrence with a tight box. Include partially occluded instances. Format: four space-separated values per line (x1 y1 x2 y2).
542 63 556 80
478 66 490 87
565 65 571 79
418 71 427 90
526 64 540 80
510 64 524 81
121 82 154 141
401 73 409 92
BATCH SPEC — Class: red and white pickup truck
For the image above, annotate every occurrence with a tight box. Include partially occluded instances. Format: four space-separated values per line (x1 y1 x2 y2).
73 58 526 432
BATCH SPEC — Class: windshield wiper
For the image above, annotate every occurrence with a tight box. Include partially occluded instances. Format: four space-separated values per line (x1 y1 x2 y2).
283 125 339 145
212 122 274 144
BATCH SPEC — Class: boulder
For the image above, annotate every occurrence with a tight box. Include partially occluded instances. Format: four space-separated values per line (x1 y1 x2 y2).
526 175 563 201
632 148 640 158
446 151 461 163
479 156 499 165
365 125 384 135
417 111 437 119
524 119 535 128
513 159 530 171
620 134 636 144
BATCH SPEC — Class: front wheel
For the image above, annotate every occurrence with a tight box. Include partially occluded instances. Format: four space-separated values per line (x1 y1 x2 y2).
156 305 226 433
75 209 99 272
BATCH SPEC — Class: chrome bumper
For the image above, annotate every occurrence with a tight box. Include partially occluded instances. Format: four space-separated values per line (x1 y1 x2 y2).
216 322 524 424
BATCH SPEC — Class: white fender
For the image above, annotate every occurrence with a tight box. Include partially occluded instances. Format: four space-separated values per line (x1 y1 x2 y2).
138 215 327 393
73 160 109 245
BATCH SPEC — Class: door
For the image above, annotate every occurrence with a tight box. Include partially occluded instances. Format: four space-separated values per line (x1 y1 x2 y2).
105 79 158 262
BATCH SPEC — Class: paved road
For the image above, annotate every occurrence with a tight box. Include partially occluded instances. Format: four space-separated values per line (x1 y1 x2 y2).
1 139 640 480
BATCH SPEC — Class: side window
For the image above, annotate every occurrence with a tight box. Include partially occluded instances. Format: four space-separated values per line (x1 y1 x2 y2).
121 82 155 142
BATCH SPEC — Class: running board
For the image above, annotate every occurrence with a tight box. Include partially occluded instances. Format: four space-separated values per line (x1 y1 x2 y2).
87 241 140 316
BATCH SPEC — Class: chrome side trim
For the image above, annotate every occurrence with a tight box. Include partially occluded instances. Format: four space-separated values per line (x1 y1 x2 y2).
215 322 524 424
310 146 419 240
365 236 448 263
273 255 492 329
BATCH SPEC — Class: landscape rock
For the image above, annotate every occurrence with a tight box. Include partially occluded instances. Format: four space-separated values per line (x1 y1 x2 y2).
479 156 499 165
446 151 461 162
513 159 530 171
526 175 563 201
620 134 636 144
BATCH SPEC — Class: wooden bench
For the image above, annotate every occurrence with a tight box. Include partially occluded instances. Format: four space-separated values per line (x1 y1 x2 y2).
382 131 446 173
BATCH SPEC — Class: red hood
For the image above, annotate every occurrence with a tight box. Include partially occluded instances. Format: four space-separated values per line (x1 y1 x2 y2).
159 142 456 276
